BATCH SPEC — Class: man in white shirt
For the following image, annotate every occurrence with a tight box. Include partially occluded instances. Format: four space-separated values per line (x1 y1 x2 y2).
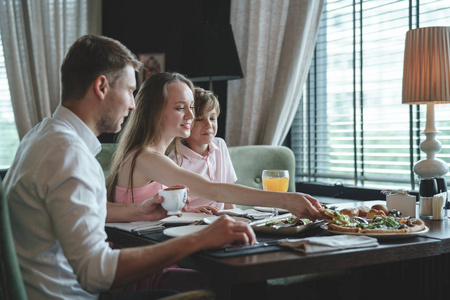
4 35 256 300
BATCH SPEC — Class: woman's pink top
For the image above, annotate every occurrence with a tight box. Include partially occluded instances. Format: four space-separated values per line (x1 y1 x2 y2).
114 151 167 204
114 181 167 204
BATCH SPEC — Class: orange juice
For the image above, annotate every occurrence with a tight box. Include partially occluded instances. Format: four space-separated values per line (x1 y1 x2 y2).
262 177 289 192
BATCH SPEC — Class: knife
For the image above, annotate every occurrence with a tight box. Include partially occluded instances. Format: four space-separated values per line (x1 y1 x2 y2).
224 240 284 252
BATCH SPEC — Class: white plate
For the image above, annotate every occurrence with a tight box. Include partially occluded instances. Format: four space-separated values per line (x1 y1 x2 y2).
321 224 430 239
203 216 251 224
253 206 289 214
161 213 212 224
163 225 209 237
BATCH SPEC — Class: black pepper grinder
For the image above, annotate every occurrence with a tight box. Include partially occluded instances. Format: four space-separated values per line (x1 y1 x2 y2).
419 178 438 219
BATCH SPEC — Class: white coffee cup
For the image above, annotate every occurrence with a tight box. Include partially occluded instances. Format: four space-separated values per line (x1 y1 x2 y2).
158 187 187 215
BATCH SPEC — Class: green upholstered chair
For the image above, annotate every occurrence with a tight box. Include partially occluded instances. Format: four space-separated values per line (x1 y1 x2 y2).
96 143 118 178
228 145 296 192
0 169 8 181
0 178 28 300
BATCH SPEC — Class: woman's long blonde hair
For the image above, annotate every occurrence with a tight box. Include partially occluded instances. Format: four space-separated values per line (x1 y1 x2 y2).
106 72 195 202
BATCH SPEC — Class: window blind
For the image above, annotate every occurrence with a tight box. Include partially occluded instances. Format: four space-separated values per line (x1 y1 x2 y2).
0 35 19 169
291 0 450 191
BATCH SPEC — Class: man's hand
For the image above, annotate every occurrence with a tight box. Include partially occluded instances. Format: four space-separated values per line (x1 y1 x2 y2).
192 215 257 250
139 185 191 220
138 193 169 220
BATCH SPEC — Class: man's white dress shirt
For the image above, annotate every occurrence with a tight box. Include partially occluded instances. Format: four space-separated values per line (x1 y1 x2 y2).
4 106 120 299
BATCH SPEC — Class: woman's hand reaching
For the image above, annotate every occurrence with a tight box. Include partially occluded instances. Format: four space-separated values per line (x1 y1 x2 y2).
282 192 323 221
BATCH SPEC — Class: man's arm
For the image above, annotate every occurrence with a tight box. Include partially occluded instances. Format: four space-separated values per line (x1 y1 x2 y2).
106 197 168 223
106 186 191 222
111 215 256 287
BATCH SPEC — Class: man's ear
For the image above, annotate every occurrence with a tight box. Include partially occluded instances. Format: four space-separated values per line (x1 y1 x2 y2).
93 75 108 99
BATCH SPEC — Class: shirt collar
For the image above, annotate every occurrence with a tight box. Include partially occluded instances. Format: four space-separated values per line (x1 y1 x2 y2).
53 105 102 156
180 141 218 164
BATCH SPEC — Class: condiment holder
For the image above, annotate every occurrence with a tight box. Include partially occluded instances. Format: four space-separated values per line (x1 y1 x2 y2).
385 189 416 218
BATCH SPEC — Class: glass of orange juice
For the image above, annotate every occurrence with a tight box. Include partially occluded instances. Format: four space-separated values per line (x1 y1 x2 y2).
262 169 289 216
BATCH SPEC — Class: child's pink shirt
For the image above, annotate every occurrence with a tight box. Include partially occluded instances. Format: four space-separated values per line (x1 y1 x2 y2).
169 137 237 210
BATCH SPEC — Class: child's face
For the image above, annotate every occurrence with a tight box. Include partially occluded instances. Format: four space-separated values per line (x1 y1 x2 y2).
188 108 218 146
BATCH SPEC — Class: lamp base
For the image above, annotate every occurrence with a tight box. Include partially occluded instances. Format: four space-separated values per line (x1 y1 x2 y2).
414 158 448 179
413 105 449 179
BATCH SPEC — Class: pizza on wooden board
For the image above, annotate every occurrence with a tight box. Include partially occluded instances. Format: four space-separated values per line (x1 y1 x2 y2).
320 204 425 234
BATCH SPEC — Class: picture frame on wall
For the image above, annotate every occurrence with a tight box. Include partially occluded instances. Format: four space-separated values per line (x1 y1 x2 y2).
138 53 165 83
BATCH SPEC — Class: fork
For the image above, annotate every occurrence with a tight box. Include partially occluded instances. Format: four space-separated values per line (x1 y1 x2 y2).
273 223 298 230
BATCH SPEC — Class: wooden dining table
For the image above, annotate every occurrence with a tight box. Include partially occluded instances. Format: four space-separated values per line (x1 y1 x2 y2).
105 201 450 300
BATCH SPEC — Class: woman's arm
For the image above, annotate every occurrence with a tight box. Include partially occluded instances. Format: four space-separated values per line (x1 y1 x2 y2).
135 151 323 220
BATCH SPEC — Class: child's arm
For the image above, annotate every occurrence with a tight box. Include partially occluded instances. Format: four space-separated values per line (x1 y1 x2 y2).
224 203 236 209
186 205 220 214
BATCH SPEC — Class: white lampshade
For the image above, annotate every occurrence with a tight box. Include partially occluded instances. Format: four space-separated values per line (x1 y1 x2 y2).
402 27 450 104
402 26 450 179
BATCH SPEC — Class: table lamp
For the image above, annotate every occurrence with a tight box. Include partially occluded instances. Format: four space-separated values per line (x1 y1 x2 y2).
402 26 450 179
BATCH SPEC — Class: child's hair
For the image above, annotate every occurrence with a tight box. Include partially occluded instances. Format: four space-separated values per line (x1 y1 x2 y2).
193 87 220 117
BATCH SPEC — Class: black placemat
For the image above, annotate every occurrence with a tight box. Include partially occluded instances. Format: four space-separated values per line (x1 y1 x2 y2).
140 228 325 258
140 231 285 257
202 237 285 258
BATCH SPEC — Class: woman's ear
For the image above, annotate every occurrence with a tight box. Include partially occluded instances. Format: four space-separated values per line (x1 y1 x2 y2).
93 75 108 99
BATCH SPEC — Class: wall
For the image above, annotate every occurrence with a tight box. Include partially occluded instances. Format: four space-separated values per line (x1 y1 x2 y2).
100 0 233 142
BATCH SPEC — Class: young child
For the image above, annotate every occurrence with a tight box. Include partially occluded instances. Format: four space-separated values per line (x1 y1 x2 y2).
170 87 237 213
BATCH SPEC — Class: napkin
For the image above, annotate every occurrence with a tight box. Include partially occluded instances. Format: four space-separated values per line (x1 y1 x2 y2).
279 235 379 254
216 208 273 219
106 221 165 234
432 192 446 220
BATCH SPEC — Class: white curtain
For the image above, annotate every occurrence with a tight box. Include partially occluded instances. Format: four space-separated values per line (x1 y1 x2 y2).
226 0 324 146
0 0 102 139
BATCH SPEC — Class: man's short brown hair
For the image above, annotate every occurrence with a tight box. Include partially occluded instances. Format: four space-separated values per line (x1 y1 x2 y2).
61 35 141 102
